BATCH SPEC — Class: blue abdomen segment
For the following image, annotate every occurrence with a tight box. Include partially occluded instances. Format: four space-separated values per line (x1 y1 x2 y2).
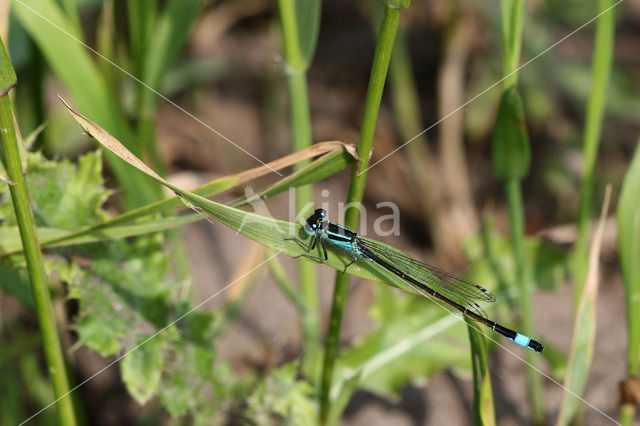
493 324 544 352
510 333 544 352
511 333 531 348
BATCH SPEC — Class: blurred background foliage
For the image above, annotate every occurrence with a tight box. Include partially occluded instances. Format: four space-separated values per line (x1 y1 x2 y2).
0 0 639 424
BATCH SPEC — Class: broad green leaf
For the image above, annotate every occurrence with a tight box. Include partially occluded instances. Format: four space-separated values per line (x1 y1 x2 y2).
247 363 316 425
0 125 243 419
617 139 640 376
557 187 611 425
295 0 321 66
330 290 466 407
121 335 166 404
331 314 465 412
72 290 128 356
68 233 176 356
157 311 222 418
0 151 109 229
491 86 531 180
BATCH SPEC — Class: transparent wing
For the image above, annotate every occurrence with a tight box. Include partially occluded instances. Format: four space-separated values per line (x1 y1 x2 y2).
358 237 495 319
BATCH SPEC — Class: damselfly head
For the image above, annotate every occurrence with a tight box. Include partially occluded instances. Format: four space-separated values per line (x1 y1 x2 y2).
304 209 328 234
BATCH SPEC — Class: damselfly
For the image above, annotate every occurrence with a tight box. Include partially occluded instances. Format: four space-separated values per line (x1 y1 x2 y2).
288 208 543 352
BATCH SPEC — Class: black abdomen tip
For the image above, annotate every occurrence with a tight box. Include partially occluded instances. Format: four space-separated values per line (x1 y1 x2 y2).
529 340 544 353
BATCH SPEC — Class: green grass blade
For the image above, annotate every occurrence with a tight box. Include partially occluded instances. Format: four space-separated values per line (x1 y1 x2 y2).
572 0 615 302
328 314 460 422
12 0 128 143
59 0 81 36
126 0 159 74
13 0 160 207
139 0 203 93
618 139 640 376
0 142 355 257
96 0 117 89
135 0 204 172
111 141 354 226
326 370 362 426
617 139 640 424
0 215 200 254
0 41 77 426
467 319 496 426
557 187 611 425
258 147 355 200
294 0 321 67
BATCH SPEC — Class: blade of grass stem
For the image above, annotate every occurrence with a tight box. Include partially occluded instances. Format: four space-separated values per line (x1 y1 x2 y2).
557 186 611 425
0 43 76 426
278 0 321 379
498 0 544 420
320 2 404 423
572 0 615 305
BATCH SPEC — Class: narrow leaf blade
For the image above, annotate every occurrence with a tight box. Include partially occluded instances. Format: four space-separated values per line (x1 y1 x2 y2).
617 139 640 376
